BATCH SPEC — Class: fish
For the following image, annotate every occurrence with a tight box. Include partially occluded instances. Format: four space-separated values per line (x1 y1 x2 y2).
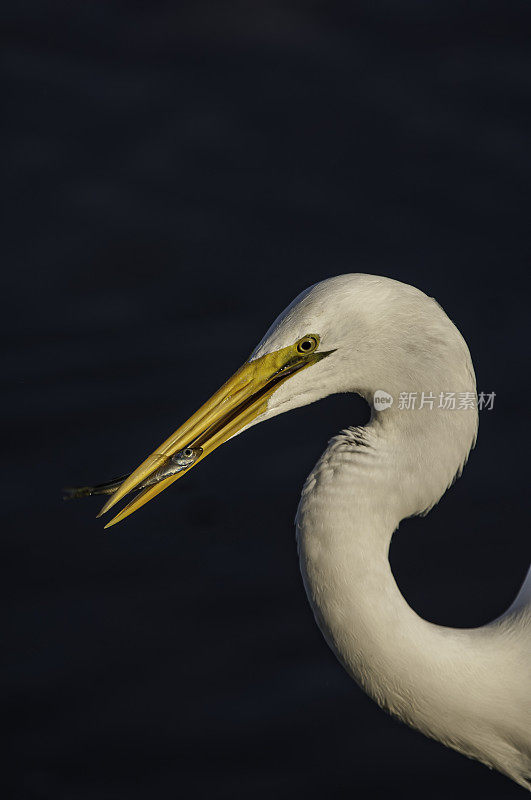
63 445 203 500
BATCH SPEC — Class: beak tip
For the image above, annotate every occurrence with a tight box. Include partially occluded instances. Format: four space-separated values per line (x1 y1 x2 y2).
97 495 118 516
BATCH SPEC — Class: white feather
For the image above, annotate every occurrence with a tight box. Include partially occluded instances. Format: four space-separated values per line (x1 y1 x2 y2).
249 275 530 788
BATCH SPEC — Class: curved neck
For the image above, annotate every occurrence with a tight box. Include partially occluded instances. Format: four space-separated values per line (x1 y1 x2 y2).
296 421 447 715
294 411 521 774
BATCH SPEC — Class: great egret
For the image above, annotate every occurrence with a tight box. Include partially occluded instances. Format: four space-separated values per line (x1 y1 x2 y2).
82 275 530 788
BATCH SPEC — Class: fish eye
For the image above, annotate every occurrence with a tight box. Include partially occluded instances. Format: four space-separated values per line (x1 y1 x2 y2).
182 448 194 458
296 335 319 354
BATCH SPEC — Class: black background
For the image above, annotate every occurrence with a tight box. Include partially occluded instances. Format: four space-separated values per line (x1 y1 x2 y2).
4 2 530 798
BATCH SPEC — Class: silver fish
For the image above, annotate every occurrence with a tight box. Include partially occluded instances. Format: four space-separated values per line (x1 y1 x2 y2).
142 446 203 487
63 445 203 500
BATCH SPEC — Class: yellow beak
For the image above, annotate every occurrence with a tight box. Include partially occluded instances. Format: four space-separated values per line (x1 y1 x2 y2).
99 336 329 528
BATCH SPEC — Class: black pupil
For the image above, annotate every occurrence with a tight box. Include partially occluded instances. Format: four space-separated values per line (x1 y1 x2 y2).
183 449 192 457
301 340 312 350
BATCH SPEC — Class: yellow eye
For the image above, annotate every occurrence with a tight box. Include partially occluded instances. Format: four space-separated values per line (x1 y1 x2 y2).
296 334 319 355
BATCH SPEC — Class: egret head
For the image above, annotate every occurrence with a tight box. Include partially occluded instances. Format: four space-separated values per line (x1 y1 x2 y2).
99 274 475 526
246 274 475 424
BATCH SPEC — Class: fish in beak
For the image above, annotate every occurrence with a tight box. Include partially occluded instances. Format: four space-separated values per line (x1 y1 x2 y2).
63 446 203 500
89 334 330 528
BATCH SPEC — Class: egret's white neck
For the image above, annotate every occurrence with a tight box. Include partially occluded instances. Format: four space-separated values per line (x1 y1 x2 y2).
295 408 529 785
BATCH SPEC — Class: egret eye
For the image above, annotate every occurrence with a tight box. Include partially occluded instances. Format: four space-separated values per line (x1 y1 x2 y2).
296 335 318 354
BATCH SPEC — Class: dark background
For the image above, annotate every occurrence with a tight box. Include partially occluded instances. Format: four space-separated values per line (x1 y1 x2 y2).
4 2 530 798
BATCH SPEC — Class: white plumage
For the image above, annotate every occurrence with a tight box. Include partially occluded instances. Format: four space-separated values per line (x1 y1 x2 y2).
246 275 530 788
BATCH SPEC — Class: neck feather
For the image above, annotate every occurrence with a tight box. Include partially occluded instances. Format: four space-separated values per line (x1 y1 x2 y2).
295 412 529 784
